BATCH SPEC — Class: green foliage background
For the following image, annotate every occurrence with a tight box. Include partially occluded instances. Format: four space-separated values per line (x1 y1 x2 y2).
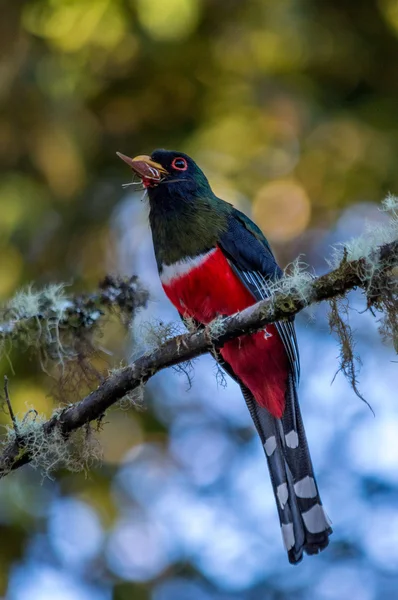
1 0 398 597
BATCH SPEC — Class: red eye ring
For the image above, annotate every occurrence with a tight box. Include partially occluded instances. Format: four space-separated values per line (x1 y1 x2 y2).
171 157 188 171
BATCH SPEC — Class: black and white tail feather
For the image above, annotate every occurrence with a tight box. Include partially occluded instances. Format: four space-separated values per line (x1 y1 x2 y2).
241 380 331 564
229 267 332 564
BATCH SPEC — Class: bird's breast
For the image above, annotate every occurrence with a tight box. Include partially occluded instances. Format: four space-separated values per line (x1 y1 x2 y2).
160 246 288 417
160 246 254 322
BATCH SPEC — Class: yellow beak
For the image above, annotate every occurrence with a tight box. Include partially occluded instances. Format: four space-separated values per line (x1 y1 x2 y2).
116 152 168 181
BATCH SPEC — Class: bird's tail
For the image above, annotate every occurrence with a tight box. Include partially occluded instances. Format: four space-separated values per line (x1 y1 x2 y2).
242 375 332 564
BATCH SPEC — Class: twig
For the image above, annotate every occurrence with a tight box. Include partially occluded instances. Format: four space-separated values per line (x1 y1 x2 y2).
3 376 19 441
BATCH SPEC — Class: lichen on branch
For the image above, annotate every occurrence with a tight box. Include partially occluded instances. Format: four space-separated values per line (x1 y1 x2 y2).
4 410 102 478
0 198 397 480
0 274 149 372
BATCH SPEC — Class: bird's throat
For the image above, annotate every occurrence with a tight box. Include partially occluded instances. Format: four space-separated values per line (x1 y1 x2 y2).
149 194 229 269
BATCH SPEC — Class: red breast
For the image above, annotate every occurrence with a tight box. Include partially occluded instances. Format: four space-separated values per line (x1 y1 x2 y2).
161 247 288 417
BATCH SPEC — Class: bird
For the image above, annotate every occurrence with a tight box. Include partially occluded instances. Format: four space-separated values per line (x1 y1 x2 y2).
117 149 332 564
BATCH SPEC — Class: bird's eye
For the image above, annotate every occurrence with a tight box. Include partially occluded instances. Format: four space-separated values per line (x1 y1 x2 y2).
171 157 188 171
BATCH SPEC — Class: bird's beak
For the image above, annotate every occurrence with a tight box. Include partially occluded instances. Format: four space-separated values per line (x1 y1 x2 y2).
116 152 168 181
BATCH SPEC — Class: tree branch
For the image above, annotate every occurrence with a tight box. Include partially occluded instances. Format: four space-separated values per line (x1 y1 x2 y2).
1 238 397 478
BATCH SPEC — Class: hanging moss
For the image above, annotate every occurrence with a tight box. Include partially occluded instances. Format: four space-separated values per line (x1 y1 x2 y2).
3 411 102 479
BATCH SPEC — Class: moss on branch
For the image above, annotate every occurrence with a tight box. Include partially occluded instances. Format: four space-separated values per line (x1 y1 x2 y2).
0 197 397 479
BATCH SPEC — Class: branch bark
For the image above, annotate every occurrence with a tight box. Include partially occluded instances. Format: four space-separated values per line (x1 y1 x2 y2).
1 239 397 478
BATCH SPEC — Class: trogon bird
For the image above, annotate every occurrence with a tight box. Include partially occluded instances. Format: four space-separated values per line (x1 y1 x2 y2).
117 149 332 564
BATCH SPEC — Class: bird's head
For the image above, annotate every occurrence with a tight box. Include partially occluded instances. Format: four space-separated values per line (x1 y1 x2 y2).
117 149 213 204
117 149 231 263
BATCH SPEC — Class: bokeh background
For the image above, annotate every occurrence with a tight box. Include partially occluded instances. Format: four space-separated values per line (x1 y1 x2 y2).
1 0 398 598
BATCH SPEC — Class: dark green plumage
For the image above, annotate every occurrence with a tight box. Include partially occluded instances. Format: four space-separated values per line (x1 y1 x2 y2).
147 150 231 268
149 194 230 268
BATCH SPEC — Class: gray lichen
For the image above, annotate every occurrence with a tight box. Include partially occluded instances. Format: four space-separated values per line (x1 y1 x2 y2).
328 297 373 412
329 194 398 269
326 195 398 403
0 275 149 374
269 259 316 306
4 411 102 479
140 318 182 350
118 383 146 411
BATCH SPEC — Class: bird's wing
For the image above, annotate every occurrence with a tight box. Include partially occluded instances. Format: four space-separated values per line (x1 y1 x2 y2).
218 208 300 384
